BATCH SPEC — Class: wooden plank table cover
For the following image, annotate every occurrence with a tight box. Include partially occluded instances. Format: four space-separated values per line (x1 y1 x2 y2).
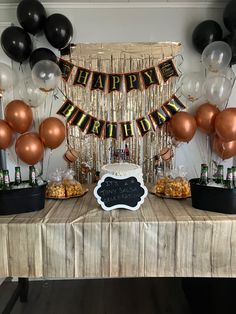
0 185 236 279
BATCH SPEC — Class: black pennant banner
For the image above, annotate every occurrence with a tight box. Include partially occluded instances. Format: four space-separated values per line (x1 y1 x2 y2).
60 56 179 93
87 117 106 138
120 121 135 140
108 74 122 93
149 106 169 129
57 95 185 140
136 117 152 136
57 99 77 120
105 121 118 139
158 59 179 82
73 66 91 87
69 108 91 132
58 59 74 82
140 67 159 89
91 72 107 91
124 72 140 92
163 95 186 117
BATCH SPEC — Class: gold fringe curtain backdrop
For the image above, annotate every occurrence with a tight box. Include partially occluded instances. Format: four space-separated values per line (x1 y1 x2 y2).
62 42 182 183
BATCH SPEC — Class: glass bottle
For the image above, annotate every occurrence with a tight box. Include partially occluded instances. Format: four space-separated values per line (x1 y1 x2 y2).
29 166 38 187
199 164 208 186
95 171 100 182
3 170 11 190
225 167 234 189
232 166 236 188
14 166 22 186
0 169 3 189
215 165 224 185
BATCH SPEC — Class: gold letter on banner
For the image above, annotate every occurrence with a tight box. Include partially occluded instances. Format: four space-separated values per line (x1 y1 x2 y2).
120 121 135 140
108 74 122 93
58 59 74 82
158 59 178 82
124 72 140 92
136 117 152 136
87 117 105 138
163 95 186 117
105 122 118 139
149 107 169 129
91 72 107 91
70 108 91 131
140 67 159 89
73 67 91 87
57 99 77 120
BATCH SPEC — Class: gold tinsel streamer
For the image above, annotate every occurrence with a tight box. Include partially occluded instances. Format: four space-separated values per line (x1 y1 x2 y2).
62 42 182 183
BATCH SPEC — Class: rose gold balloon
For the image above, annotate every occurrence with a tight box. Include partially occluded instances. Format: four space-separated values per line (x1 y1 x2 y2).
169 112 197 142
215 108 236 142
5 99 33 134
15 132 44 165
195 103 220 135
0 119 14 149
213 136 236 160
39 117 65 149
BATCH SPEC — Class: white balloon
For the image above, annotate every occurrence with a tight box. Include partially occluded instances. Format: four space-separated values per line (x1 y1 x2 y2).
19 77 46 107
204 75 232 105
202 41 232 72
31 60 61 92
180 72 204 101
0 62 15 94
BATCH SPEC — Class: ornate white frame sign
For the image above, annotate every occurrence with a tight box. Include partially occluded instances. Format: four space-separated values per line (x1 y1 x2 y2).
94 174 148 211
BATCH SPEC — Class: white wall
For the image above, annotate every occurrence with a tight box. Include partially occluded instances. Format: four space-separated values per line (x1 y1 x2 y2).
0 2 234 180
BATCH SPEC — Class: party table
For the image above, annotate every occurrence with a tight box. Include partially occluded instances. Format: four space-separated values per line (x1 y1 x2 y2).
0 185 236 279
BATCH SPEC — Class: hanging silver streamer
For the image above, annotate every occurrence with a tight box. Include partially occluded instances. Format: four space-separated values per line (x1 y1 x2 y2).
63 42 181 183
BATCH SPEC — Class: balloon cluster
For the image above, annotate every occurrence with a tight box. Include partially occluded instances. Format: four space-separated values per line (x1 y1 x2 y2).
0 0 74 94
181 41 233 105
182 2 236 106
0 99 65 165
192 0 236 66
195 103 236 160
1 0 73 62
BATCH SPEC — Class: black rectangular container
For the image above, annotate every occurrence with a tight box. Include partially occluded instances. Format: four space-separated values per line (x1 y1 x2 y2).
0 182 47 215
190 178 236 214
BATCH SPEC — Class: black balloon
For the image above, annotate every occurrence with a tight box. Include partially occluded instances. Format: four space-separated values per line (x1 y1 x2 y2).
44 14 73 50
17 0 46 35
192 20 223 53
1 26 32 63
224 32 236 65
224 0 236 32
29 48 58 69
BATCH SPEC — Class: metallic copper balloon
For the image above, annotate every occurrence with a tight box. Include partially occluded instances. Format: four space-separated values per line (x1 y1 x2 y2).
213 135 236 159
39 117 65 149
169 112 197 142
195 103 220 135
215 108 236 142
15 132 44 165
5 99 33 134
0 119 14 149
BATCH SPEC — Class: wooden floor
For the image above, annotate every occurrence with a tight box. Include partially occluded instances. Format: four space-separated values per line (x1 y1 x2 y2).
0 278 191 314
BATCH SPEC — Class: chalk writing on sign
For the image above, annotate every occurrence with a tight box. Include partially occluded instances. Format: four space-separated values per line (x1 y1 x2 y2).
94 174 148 211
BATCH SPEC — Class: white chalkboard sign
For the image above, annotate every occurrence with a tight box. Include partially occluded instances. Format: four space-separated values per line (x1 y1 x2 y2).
94 174 148 211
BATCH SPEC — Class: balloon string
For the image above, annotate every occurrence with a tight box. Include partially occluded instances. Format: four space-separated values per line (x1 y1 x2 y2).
49 91 55 117
43 93 48 118
224 71 236 110
45 149 53 179
57 86 67 99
